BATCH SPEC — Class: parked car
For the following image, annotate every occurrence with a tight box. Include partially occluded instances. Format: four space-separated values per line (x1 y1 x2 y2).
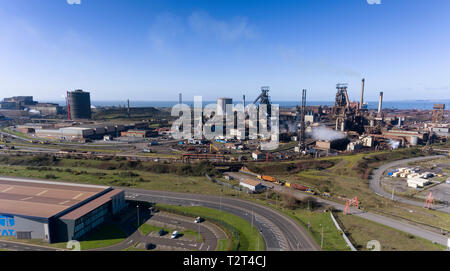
194 217 204 223
158 229 165 236
171 231 178 239
146 243 156 250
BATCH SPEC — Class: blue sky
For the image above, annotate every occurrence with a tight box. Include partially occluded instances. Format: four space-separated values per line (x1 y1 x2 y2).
0 0 449 102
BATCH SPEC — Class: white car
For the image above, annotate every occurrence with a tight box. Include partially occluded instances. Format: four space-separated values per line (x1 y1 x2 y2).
194 217 203 223
171 231 178 239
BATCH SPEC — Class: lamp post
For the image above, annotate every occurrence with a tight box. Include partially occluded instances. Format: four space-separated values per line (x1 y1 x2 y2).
136 205 140 227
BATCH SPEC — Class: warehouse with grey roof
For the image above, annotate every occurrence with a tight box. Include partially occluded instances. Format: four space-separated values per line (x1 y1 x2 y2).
0 177 126 243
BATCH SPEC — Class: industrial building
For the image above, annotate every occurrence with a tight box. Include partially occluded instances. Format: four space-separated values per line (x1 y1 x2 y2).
29 103 62 116
36 127 95 140
67 90 92 120
121 130 156 138
0 178 126 243
239 179 265 193
0 96 37 110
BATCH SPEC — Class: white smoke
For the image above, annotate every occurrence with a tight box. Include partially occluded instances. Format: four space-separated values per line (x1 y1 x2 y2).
28 109 40 115
389 139 400 149
309 126 346 141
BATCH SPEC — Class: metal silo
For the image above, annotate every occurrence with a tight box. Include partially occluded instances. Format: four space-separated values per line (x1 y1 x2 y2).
67 90 92 120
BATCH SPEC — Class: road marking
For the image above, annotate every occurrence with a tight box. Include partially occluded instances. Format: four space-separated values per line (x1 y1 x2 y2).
21 197 33 201
36 190 48 196
1 187 13 193
72 193 84 200
59 200 70 205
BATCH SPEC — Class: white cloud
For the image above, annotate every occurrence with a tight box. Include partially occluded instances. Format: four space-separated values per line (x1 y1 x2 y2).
188 11 255 41
148 13 184 50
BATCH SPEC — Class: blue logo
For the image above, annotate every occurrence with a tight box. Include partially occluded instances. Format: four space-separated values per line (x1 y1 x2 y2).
0 215 16 236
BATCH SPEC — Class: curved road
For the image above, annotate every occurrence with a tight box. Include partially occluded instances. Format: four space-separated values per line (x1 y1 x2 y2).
122 188 320 251
369 155 450 213
229 171 449 247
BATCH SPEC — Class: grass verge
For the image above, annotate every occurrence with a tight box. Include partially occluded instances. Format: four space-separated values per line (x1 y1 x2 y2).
156 204 265 251
335 212 445 251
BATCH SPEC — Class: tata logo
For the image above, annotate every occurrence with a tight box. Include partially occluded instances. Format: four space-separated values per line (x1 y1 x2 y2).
0 215 16 236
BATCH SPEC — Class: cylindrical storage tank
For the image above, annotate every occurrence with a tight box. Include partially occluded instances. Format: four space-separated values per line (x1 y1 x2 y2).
68 90 92 120
410 136 418 146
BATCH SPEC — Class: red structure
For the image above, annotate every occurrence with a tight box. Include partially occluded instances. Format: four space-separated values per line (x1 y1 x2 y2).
424 192 434 209
344 197 359 215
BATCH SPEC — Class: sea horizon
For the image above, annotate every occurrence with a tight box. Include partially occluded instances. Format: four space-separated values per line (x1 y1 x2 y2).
43 99 450 111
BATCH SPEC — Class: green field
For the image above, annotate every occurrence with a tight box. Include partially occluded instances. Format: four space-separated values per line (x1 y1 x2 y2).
78 224 127 250
139 224 163 236
0 156 228 196
156 204 265 251
216 239 230 251
335 212 445 251
248 148 450 231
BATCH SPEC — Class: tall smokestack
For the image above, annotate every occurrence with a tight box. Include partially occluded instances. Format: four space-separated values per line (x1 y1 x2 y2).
179 93 182 105
127 99 130 119
360 78 365 110
243 94 246 109
378 91 384 115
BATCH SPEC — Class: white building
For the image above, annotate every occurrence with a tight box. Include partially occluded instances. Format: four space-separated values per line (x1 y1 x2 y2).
239 179 265 192
407 177 430 188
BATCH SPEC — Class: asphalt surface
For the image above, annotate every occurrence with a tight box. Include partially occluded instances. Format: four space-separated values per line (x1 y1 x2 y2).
227 172 449 247
369 155 450 213
0 241 60 251
88 208 220 251
123 188 321 251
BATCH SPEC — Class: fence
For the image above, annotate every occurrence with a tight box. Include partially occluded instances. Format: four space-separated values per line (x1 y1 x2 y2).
330 212 357 251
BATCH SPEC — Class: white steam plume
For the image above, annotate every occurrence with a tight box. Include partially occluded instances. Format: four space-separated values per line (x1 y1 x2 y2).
309 126 346 141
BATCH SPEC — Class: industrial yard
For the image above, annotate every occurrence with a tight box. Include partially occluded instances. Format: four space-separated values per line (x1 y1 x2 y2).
0 83 449 253
1 0 449 259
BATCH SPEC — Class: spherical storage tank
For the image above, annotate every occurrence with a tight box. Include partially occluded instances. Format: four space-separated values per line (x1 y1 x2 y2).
68 90 92 120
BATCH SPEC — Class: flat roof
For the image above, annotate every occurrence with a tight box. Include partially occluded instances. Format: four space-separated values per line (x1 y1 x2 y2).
0 177 110 219
240 179 262 187
60 189 123 220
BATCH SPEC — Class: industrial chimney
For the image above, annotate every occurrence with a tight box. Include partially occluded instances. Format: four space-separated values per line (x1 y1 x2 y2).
179 93 182 105
378 91 384 115
127 99 130 119
243 94 246 109
360 78 365 110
